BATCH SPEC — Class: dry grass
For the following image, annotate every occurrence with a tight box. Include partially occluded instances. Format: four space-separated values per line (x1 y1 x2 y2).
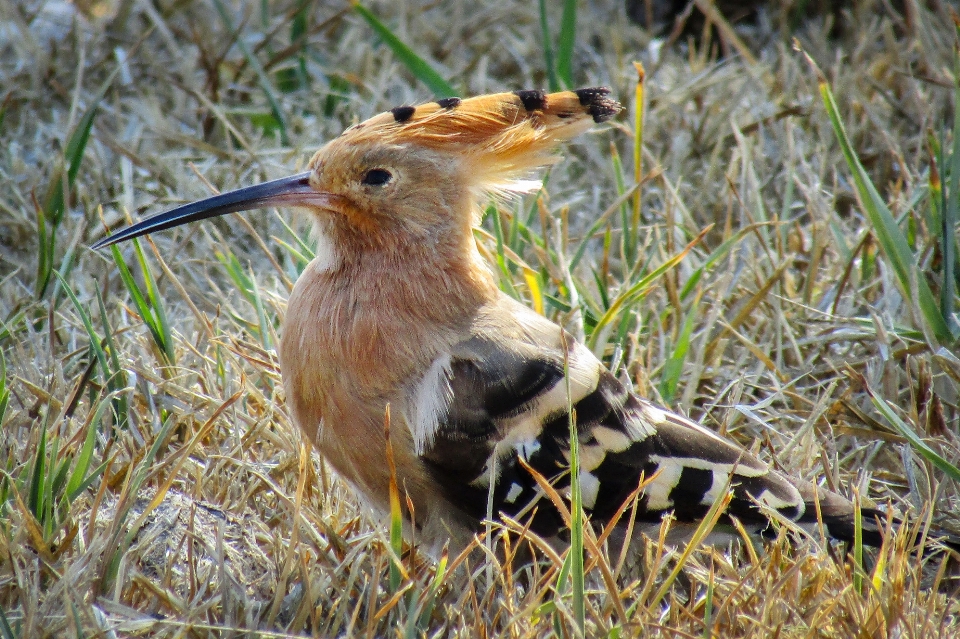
1 0 960 636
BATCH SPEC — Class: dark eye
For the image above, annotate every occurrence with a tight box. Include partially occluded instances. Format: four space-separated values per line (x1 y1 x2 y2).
361 168 393 186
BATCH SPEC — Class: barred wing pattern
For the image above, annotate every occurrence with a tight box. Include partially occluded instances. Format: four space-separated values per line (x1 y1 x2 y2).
409 296 888 548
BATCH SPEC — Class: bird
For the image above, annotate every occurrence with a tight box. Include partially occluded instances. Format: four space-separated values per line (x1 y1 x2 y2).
93 87 956 562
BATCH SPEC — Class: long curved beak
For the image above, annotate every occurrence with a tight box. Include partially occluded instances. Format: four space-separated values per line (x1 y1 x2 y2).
92 171 322 249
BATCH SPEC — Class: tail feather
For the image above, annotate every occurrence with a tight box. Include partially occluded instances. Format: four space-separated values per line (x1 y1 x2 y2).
795 484 960 553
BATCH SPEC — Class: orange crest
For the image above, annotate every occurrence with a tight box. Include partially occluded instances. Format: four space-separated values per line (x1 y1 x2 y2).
329 88 622 194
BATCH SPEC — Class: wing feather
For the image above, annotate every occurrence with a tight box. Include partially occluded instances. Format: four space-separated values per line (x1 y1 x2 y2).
402 301 804 535
406 298 906 548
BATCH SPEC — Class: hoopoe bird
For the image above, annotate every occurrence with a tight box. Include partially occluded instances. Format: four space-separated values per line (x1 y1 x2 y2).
94 88 955 561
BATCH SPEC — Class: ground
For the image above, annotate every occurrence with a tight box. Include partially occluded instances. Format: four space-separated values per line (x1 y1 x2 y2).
1 0 959 636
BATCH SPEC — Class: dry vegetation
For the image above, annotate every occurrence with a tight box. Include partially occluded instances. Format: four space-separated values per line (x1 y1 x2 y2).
1 0 960 636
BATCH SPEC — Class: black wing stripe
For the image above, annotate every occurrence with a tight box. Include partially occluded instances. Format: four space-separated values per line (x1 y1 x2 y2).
669 466 714 507
539 371 651 445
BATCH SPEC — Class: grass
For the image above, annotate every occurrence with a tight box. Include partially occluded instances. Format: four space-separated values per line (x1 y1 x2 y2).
1 0 960 636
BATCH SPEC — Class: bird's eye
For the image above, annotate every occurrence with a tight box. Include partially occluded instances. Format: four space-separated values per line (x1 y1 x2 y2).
361 168 393 186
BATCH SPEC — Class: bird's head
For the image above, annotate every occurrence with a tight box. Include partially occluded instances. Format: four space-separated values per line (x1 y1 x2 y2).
93 88 621 251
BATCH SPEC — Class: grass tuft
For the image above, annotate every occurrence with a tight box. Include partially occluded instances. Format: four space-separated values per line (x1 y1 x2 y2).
808 51 958 344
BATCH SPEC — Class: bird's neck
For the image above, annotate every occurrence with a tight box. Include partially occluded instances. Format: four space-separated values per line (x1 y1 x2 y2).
283 226 496 391
328 225 497 318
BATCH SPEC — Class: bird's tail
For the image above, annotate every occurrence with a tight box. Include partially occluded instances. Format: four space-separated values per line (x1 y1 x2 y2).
796 484 960 554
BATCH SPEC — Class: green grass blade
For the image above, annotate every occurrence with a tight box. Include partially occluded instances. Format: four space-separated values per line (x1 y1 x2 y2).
248 263 273 350
588 227 708 349
323 73 351 117
0 352 8 427
51 229 82 302
276 213 316 263
488 204 520 299
27 416 48 518
36 101 100 297
380 404 408 593
216 249 257 306
49 437 70 507
35 192 51 300
66 395 111 499
658 303 697 402
215 251 275 348
135 236 174 363
96 287 123 387
96 288 129 428
110 245 150 317
69 601 86 639
817 73 954 342
216 251 259 306
0 312 26 347
633 62 645 233
538 0 559 92
609 143 633 272
110 239 174 363
70 460 110 500
863 382 960 483
678 224 758 301
556 0 577 89
561 333 585 633
942 50 960 335
273 238 311 275
37 46 126 297
0 606 14 639
389 471 404 589
568 185 639 273
0 93 9 134
292 0 311 89
926 133 942 234
507 199 523 252
417 549 448 629
43 101 100 226
353 2 456 98
852 488 863 595
54 272 109 381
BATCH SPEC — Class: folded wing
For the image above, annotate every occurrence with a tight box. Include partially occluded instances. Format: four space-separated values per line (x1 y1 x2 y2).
406 296 893 547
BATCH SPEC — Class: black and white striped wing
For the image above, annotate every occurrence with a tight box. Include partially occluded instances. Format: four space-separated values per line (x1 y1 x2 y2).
405 298 830 543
